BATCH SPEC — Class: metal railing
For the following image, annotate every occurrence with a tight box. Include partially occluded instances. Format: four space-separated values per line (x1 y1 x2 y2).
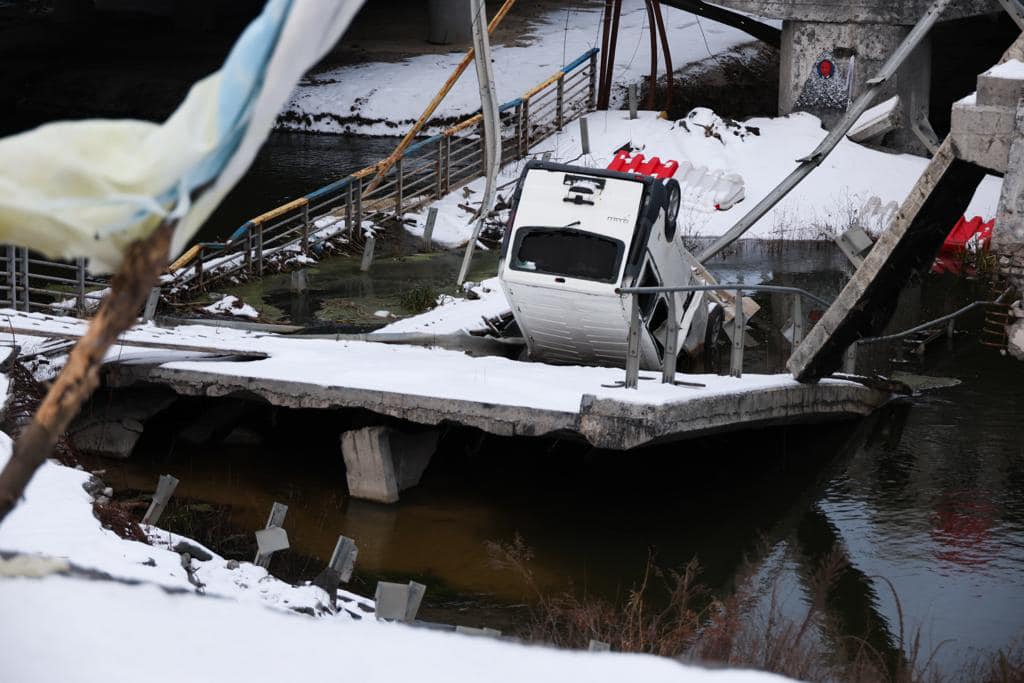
617 284 833 388
163 47 600 298
0 246 107 315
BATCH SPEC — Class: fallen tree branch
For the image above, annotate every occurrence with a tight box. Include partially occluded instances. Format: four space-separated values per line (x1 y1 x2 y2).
0 221 175 524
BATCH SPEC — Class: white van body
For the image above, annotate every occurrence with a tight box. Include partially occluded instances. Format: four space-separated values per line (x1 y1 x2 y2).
499 161 715 372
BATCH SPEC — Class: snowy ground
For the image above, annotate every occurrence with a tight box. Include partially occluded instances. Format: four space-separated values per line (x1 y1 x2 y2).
281 0 759 135
400 109 1003 248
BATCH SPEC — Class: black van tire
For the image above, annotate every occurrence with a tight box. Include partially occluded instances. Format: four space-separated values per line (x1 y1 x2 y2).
664 179 681 241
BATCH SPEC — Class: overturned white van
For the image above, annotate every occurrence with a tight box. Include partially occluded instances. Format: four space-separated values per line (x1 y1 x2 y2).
498 160 723 373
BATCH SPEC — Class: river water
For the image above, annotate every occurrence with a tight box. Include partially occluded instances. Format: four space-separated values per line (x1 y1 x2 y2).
89 135 1024 675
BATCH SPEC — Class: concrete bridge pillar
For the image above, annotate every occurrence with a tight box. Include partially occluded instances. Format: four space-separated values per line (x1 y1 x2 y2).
340 426 440 503
713 1 1001 153
779 20 932 152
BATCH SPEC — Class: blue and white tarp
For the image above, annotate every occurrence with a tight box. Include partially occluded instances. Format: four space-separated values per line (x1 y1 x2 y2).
0 0 363 272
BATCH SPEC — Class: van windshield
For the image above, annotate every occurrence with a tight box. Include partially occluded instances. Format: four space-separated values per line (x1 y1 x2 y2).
510 227 624 283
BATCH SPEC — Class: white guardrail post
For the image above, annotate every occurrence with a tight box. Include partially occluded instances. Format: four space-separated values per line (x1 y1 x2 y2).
661 293 678 384
730 289 745 378
625 293 641 389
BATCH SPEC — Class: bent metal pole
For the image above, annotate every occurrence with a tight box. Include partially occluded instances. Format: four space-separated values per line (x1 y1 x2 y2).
696 0 955 264
457 0 503 285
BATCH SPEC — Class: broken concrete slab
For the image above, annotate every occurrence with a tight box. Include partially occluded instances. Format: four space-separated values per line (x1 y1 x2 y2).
788 138 986 382
951 98 1016 173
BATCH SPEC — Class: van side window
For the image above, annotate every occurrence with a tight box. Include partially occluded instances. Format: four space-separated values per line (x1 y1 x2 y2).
638 260 660 316
646 297 669 359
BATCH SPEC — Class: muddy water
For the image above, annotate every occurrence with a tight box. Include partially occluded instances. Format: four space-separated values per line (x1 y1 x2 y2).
218 249 502 328
88 238 1024 670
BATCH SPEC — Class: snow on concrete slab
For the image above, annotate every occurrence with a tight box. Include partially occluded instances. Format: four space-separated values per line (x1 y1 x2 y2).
3 309 866 419
984 58 1024 79
375 278 510 335
0 573 790 683
403 109 1003 247
281 0 759 135
851 95 900 129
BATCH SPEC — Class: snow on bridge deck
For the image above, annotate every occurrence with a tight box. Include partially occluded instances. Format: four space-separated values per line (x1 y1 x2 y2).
3 307 889 450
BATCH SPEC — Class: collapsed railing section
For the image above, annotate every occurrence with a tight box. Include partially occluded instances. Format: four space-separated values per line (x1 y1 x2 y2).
0 246 108 315
164 47 600 298
617 284 833 387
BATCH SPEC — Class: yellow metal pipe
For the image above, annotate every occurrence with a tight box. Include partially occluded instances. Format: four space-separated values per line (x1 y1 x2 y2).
366 0 518 192
251 196 308 226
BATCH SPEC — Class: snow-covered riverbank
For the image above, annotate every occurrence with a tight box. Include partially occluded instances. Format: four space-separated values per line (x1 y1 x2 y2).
400 108 1002 249
280 0 760 135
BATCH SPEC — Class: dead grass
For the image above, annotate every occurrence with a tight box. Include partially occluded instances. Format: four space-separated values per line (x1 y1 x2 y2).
92 499 148 544
487 535 1023 683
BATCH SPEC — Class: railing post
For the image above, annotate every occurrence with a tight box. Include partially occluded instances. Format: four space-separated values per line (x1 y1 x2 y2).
75 257 86 316
625 293 641 389
521 98 531 153
843 342 858 374
791 295 804 348
360 235 376 273
301 202 310 256
395 156 404 218
355 176 364 234
6 245 15 309
442 136 451 195
195 247 205 290
244 230 253 276
256 224 264 277
423 207 437 251
730 290 744 378
588 50 598 110
662 294 678 384
435 138 445 198
20 247 29 312
556 73 565 131
345 182 354 232
514 103 524 158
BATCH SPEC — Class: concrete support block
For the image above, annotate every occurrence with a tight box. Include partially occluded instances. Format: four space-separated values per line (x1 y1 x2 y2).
951 99 1015 173
340 426 439 503
978 72 1024 108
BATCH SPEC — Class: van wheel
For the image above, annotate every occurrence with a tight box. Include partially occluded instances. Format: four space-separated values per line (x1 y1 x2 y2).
664 180 681 241
704 304 725 372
